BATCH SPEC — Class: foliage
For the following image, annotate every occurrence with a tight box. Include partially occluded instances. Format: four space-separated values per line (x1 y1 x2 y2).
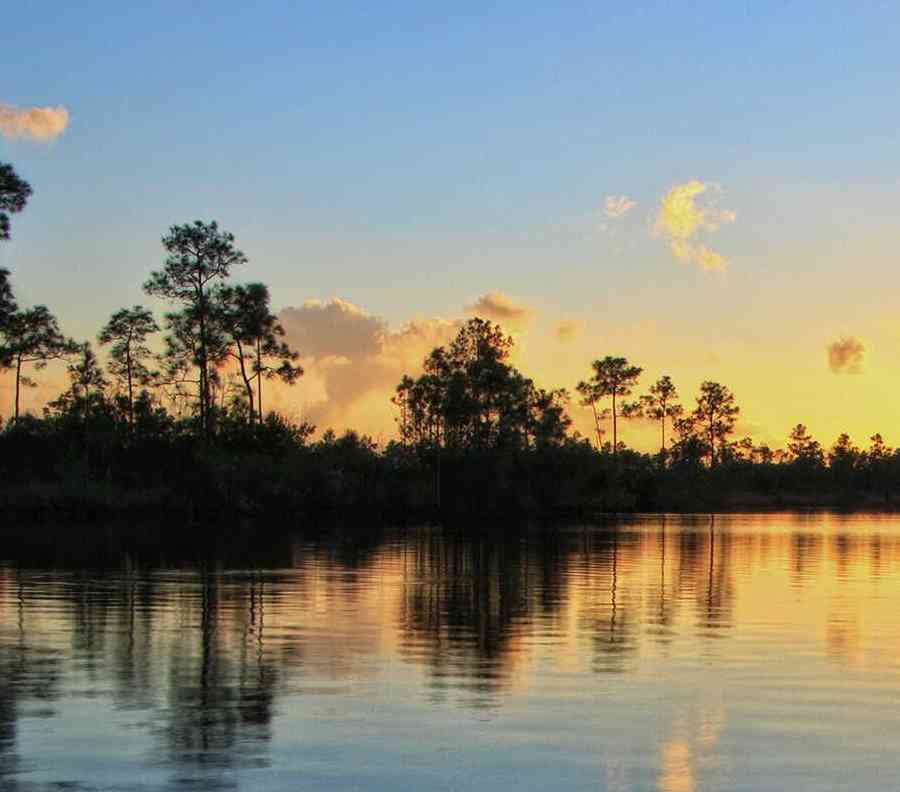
1 304 75 419
691 381 739 466
0 268 17 327
576 356 643 452
636 375 684 454
144 221 247 438
394 318 571 452
98 305 160 426
0 162 32 241
217 282 303 423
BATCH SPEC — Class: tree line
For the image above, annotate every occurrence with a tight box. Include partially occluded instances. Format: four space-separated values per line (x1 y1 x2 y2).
2 159 899 517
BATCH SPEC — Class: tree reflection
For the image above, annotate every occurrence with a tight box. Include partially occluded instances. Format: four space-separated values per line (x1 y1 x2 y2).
160 571 280 786
0 568 63 790
398 532 541 707
578 528 641 673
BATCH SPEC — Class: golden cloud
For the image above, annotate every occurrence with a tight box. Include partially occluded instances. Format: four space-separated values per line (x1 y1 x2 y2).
0 103 70 141
827 336 865 374
654 180 735 272
466 291 535 330
278 299 461 434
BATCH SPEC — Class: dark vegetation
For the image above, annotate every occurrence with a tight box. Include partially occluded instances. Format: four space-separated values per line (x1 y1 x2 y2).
2 160 900 522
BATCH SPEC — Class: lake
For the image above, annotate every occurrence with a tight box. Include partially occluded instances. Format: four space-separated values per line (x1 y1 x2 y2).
2 514 899 790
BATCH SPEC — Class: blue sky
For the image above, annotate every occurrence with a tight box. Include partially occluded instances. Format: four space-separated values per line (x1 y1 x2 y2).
3 1 900 442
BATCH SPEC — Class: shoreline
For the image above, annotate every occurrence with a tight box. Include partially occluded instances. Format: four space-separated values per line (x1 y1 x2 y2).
3 481 897 521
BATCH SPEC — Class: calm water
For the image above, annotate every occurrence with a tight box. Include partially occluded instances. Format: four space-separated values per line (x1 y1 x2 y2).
2 514 899 791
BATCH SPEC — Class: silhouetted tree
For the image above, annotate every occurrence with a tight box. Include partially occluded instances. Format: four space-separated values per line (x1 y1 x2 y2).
394 318 570 451
144 221 246 438
752 443 775 465
576 356 642 454
637 375 683 454
98 306 160 428
2 305 73 420
217 283 303 424
47 342 108 423
0 270 16 328
67 341 107 399
669 414 708 466
692 381 739 466
527 386 572 448
0 163 32 242
730 435 755 462
787 424 824 465
830 433 860 488
865 434 895 498
155 306 229 422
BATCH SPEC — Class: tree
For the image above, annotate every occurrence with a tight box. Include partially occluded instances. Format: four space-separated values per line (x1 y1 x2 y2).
729 435 755 462
143 221 246 438
691 381 739 466
2 305 73 420
0 269 16 327
752 443 775 465
787 424 824 465
393 318 570 451
867 433 891 462
829 433 860 487
67 342 107 399
47 342 108 422
637 375 683 454
865 434 895 497
576 356 642 454
98 306 160 428
155 305 229 421
527 386 572 448
0 163 32 242
669 414 707 466
217 283 303 424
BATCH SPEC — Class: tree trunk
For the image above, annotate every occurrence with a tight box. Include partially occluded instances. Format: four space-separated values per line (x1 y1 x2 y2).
199 363 207 437
589 397 603 448
126 345 134 429
198 287 209 440
612 391 617 455
256 337 263 426
14 354 21 421
236 340 255 423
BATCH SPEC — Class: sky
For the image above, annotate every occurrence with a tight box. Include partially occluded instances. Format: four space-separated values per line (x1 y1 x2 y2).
3 1 900 449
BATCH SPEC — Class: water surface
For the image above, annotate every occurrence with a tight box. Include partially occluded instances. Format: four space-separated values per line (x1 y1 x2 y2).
2 514 899 790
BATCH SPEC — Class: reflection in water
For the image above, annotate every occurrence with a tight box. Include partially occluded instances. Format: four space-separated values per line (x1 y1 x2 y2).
1 514 900 790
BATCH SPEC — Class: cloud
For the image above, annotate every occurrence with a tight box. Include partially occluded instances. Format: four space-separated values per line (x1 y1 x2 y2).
0 103 69 141
604 195 636 219
277 299 461 433
827 336 865 374
654 180 735 272
555 320 582 342
279 298 386 359
277 293 546 435
466 291 535 330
